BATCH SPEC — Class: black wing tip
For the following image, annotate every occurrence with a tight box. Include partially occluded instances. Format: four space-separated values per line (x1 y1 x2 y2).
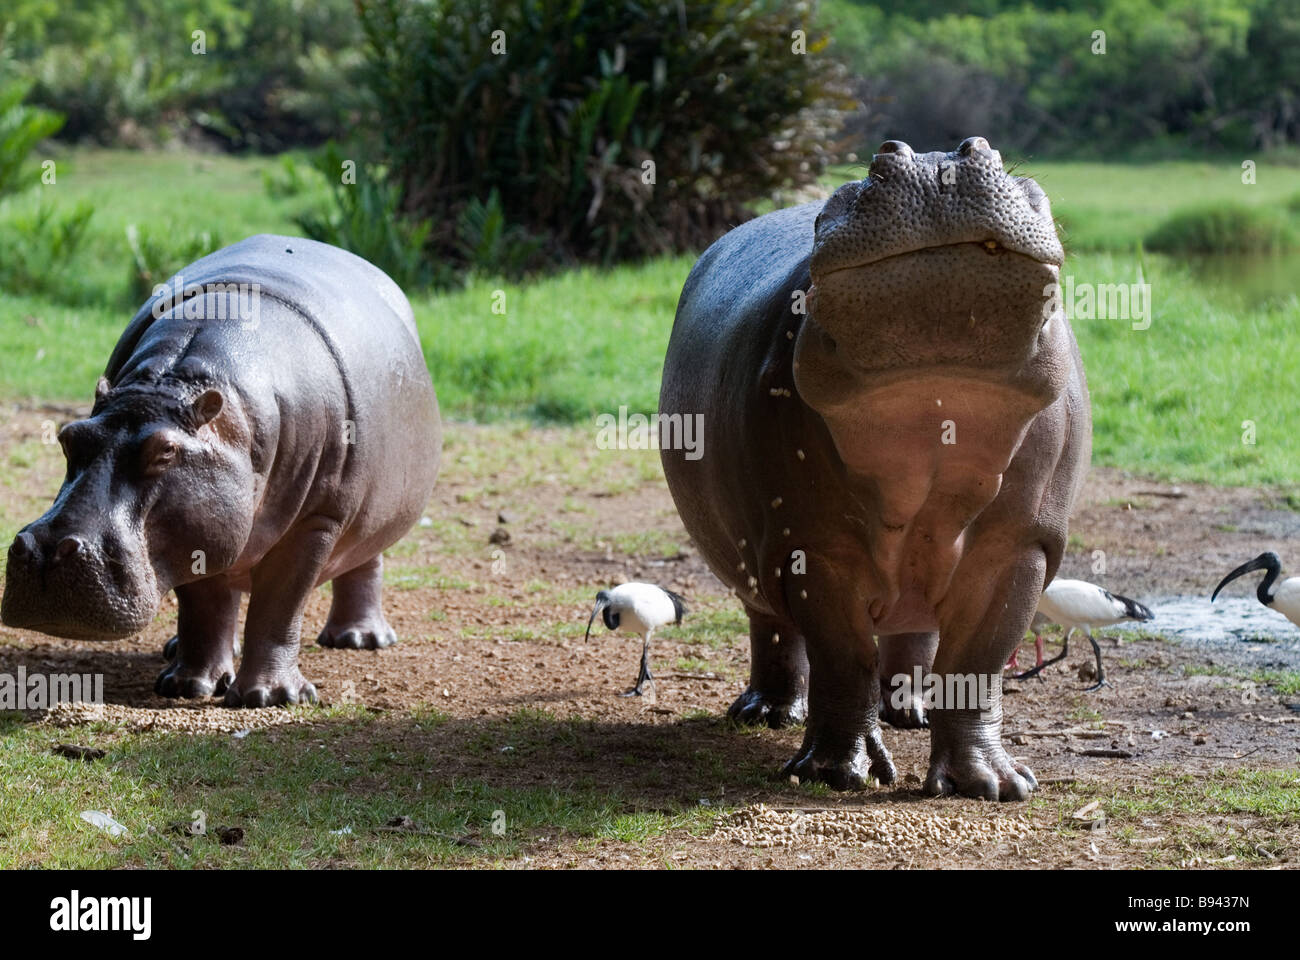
664 588 687 624
1108 588 1153 622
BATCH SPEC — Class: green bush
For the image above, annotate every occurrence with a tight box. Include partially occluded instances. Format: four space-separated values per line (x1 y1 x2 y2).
1144 203 1298 254
354 0 851 267
0 76 64 197
4 0 365 150
124 222 224 305
0 202 96 300
292 145 443 291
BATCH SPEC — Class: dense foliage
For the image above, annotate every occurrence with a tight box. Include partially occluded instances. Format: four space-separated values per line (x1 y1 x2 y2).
354 0 851 265
1 0 365 150
824 0 1300 156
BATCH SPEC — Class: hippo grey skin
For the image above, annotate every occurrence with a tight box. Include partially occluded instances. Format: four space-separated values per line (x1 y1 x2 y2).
660 138 1090 799
1 235 441 707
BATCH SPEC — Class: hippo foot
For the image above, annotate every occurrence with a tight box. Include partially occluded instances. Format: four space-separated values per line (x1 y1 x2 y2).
879 694 928 729
924 737 1036 801
222 668 318 708
316 619 397 650
162 634 240 660
155 659 235 699
781 727 896 790
728 688 808 729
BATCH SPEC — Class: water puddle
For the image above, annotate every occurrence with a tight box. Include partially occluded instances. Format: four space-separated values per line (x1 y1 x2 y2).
1139 595 1300 647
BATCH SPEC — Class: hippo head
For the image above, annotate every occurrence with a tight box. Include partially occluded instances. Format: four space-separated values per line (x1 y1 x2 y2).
2 377 255 640
797 136 1069 489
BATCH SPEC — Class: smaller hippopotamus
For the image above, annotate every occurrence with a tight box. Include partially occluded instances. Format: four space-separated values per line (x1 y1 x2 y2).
1 235 441 707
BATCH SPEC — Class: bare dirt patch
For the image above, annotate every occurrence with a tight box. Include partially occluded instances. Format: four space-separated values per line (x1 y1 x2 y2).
2 404 1298 869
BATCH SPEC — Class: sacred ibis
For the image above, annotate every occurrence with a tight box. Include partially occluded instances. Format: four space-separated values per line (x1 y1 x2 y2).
1009 578 1154 690
1210 552 1300 629
584 582 687 696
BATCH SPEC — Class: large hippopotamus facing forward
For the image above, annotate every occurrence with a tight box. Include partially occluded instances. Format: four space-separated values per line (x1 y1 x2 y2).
2 235 441 707
660 138 1090 799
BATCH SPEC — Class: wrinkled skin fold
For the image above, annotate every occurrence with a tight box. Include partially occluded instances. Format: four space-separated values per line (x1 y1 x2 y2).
659 138 1091 799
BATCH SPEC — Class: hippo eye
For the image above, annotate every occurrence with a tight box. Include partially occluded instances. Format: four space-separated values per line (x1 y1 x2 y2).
142 438 181 476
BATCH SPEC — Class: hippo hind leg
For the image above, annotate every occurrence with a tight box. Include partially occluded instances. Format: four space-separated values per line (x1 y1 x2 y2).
877 631 939 729
727 608 808 729
155 579 239 699
316 554 397 650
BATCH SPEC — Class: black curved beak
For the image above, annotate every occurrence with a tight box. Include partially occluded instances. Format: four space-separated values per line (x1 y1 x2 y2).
584 597 609 643
1211 552 1280 602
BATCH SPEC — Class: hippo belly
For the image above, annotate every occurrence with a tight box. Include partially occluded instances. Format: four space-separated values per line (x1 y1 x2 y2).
2 234 442 707
660 137 1091 799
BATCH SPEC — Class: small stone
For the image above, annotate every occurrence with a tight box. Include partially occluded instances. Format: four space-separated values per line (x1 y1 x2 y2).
216 826 244 845
488 527 511 545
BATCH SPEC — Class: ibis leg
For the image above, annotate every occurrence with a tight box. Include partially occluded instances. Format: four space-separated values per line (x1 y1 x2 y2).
1012 629 1071 681
619 632 654 697
1084 630 1109 692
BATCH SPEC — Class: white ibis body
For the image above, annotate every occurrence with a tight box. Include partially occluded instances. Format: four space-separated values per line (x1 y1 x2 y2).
1010 578 1154 690
1211 552 1300 629
584 582 687 696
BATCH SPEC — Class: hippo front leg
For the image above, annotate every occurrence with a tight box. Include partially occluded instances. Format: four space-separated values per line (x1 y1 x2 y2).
155 579 239 699
780 561 896 789
728 608 808 729
926 552 1044 801
224 521 339 708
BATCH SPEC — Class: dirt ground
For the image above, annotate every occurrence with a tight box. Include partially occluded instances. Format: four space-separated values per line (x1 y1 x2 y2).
2 404 1298 868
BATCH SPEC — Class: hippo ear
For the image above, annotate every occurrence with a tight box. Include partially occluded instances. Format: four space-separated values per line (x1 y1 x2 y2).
192 389 224 428
94 377 111 402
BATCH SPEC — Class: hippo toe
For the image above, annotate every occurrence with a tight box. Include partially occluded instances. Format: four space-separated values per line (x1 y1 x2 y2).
223 667 318 708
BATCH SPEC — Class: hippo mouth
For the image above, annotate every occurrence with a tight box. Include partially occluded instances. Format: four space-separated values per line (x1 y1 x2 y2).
2 533 163 641
815 237 1063 281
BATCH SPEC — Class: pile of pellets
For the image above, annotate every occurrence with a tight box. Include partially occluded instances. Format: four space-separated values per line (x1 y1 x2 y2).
712 803 1034 851
41 700 309 734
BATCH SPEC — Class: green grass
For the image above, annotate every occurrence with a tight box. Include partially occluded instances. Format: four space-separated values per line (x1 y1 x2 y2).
1034 767 1300 865
4 149 1300 485
1182 664 1300 696
0 706 725 868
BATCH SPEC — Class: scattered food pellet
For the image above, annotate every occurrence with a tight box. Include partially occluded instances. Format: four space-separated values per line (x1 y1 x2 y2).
711 803 1033 852
43 701 307 735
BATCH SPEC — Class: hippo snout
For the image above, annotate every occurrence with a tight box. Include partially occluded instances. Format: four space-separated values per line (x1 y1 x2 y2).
2 524 160 641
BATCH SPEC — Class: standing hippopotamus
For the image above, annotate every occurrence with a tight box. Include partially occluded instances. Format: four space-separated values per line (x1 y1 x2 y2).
2 235 441 707
660 138 1090 799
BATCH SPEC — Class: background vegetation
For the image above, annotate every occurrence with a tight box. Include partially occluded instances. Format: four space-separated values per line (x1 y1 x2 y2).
1 0 1298 486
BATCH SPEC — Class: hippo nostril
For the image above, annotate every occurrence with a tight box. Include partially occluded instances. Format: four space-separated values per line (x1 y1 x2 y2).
9 532 35 561
53 536 84 564
876 140 913 158
958 136 991 157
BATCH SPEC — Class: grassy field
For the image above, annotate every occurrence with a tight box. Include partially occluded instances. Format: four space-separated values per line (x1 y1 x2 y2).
1 148 1298 485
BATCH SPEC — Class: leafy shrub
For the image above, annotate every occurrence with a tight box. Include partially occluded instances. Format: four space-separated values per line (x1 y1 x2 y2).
0 202 96 300
124 223 224 305
0 77 64 197
4 0 365 150
455 189 545 279
1145 203 1298 254
292 145 443 291
354 0 851 266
